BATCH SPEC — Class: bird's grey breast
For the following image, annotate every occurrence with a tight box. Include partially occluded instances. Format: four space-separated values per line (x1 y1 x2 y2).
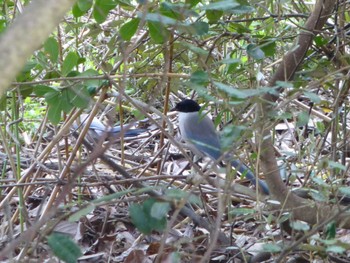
178 111 221 159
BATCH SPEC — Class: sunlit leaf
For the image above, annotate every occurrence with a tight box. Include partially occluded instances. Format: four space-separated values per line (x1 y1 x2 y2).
150 202 171 220
290 220 310 231
326 245 346 254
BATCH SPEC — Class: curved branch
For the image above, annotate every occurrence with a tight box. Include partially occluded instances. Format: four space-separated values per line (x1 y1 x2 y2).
259 0 350 227
0 0 75 98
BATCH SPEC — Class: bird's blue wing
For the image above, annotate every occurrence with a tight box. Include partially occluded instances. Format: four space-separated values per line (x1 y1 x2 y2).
110 126 146 137
180 114 222 160
80 115 146 137
177 112 269 194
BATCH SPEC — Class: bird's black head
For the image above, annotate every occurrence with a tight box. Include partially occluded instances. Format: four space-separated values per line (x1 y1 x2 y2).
171 99 201 113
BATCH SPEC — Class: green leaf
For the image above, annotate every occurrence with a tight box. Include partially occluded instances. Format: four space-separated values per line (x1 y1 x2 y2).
259 40 276 57
47 233 82 263
312 177 328 187
186 0 200 7
230 4 255 14
164 189 201 205
221 124 247 148
160 2 186 20
228 23 250 33
150 202 171 220
117 0 134 9
78 0 93 12
289 220 310 231
180 42 209 56
326 245 346 254
44 89 61 105
309 190 327 202
296 111 309 127
21 60 38 74
72 3 85 17
67 85 91 109
148 21 167 44
189 21 209 35
129 203 152 234
61 89 75 113
190 71 209 85
246 44 265 60
326 221 336 239
129 198 167 235
314 36 328 47
79 69 103 91
120 18 140 41
275 81 293 88
92 189 135 204
19 85 33 98
303 91 321 103
0 19 6 34
206 10 223 23
328 161 346 171
47 100 62 125
200 0 240 10
229 208 255 216
93 0 117 23
262 243 282 253
213 81 247 99
34 85 57 97
69 205 95 221
0 94 6 111
44 90 65 124
44 37 59 63
339 187 350 196
145 13 177 25
62 52 79 76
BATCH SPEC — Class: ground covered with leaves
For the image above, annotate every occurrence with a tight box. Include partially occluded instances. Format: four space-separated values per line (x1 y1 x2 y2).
1 102 350 263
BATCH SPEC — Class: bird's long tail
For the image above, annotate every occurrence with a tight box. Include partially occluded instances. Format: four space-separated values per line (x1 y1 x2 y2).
231 159 269 195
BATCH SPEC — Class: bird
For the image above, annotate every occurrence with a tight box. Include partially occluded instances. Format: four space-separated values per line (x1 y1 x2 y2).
74 114 147 142
171 99 269 195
